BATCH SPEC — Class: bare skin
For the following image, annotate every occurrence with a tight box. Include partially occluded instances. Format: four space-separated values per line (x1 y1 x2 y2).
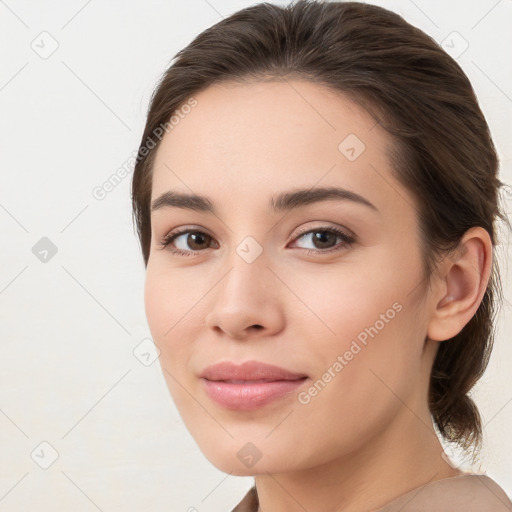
144 79 491 512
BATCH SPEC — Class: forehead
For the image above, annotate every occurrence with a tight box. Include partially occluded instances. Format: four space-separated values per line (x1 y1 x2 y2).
150 79 406 217
153 79 382 163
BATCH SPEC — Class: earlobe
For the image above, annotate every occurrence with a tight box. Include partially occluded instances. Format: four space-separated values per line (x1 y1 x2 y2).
426 227 493 342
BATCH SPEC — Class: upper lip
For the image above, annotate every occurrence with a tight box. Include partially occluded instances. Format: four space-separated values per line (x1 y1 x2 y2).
200 360 308 382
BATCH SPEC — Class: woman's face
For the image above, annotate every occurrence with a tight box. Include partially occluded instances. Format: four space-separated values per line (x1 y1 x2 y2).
144 79 439 475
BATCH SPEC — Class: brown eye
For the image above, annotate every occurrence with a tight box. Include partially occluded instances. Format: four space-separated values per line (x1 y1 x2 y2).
304 230 338 249
181 232 211 250
292 226 355 254
159 225 355 257
160 230 216 254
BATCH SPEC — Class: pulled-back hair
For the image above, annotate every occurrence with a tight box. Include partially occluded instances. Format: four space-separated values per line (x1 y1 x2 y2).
131 0 509 456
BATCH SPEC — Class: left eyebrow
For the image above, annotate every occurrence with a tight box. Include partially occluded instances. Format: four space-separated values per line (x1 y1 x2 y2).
150 186 379 215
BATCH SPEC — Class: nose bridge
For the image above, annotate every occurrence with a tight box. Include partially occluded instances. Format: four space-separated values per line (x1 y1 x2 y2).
218 234 269 304
205 234 280 336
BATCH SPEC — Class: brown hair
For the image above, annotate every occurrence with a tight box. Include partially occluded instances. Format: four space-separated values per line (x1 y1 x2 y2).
131 0 509 456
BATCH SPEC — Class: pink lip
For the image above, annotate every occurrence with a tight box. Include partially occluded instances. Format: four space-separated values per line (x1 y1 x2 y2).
200 360 309 411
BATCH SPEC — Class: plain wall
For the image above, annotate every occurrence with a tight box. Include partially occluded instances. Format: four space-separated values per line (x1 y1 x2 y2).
0 0 511 510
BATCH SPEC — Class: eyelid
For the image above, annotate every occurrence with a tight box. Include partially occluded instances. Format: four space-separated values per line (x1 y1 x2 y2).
292 222 354 240
160 221 353 240
158 222 356 255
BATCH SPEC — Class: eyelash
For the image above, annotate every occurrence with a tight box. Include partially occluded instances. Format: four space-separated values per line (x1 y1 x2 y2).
158 225 355 257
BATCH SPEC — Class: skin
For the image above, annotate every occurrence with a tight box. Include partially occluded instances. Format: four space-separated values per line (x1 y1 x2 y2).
144 79 492 512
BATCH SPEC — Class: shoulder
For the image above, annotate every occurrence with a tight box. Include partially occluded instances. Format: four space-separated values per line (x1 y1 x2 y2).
229 476 512 512
377 474 512 512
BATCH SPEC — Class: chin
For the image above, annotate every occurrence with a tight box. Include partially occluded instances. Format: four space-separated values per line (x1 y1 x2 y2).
201 451 259 475
198 440 300 476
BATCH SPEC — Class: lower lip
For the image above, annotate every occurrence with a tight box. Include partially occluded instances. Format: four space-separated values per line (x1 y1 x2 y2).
201 377 308 410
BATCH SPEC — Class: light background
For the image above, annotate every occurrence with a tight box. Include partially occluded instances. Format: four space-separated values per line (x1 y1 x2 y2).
0 0 511 510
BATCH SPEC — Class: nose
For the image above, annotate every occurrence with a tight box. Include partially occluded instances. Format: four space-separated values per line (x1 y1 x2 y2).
204 256 284 340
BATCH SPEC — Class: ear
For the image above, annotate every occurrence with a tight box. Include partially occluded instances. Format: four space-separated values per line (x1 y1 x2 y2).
427 226 493 342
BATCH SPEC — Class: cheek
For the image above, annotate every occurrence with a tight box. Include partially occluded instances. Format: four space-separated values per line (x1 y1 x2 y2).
144 262 190 341
144 265 187 384
285 254 411 354
284 303 422 469
144 263 205 381
144 269 194 407
289 253 423 415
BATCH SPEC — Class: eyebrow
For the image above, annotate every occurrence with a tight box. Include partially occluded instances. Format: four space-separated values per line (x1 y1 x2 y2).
150 186 379 215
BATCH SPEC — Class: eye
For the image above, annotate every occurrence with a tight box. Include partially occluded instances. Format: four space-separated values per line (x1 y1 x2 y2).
158 225 355 256
290 226 355 255
158 228 218 256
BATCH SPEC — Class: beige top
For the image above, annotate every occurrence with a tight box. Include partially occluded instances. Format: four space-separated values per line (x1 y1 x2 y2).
231 474 512 512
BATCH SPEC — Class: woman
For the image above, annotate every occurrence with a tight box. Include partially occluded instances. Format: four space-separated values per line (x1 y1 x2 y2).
131 1 512 510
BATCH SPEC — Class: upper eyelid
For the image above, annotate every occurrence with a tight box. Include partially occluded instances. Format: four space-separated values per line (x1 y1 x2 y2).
293 223 354 238
165 222 352 239
163 224 354 247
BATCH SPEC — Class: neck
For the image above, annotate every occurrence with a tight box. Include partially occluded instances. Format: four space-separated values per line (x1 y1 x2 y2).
254 406 464 512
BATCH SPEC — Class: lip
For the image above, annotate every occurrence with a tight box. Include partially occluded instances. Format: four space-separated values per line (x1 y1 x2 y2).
200 360 308 381
200 360 309 410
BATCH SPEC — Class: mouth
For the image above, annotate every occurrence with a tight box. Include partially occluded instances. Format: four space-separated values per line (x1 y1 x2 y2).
218 378 304 384
200 359 308 381
200 375 309 410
